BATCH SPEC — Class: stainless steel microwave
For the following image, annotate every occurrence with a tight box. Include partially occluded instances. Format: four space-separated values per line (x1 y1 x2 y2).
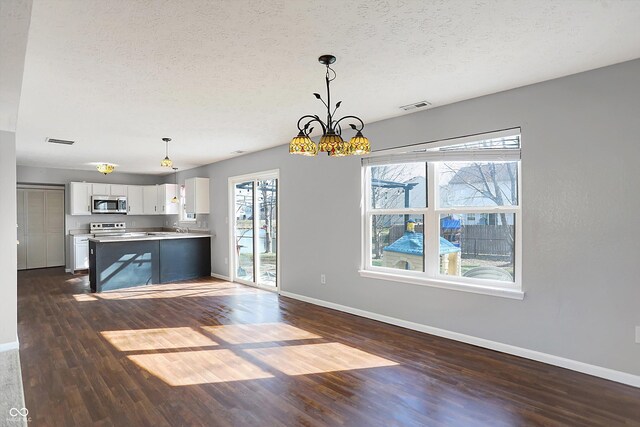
91 196 127 214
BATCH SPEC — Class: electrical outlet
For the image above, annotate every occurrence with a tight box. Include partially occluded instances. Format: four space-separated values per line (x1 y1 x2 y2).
636 326 640 344
224 257 228 265
320 274 326 285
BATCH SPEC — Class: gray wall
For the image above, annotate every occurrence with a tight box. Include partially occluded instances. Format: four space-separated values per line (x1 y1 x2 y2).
1 131 18 347
16 165 167 270
178 59 640 377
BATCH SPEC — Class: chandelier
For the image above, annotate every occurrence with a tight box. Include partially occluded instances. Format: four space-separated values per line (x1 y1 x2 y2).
96 163 115 175
289 55 370 157
161 137 173 168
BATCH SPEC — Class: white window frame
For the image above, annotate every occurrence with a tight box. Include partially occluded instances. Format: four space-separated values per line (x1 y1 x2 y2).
359 129 524 300
178 185 197 223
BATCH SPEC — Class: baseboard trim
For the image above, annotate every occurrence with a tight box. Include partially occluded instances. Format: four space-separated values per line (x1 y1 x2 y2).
210 272 231 281
65 268 71 273
279 291 640 388
0 340 19 353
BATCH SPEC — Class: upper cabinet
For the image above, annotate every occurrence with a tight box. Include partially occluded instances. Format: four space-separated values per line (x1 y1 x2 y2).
185 177 209 214
142 185 158 215
70 182 92 215
92 183 110 196
110 184 127 197
127 185 144 215
70 181 179 216
158 184 179 215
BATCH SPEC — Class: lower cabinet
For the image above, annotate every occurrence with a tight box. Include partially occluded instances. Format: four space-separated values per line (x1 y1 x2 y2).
89 237 211 292
73 235 90 272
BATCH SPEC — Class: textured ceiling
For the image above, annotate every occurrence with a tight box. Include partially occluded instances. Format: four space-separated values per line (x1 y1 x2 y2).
15 0 640 174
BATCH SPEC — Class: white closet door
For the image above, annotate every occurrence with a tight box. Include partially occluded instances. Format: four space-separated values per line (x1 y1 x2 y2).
26 190 47 269
46 190 65 267
17 189 27 270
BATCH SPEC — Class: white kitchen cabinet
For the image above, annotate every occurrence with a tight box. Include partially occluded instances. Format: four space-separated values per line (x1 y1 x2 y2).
184 177 209 214
127 185 144 215
143 185 159 215
73 235 90 272
110 184 127 196
70 182 92 215
92 183 110 196
157 184 179 215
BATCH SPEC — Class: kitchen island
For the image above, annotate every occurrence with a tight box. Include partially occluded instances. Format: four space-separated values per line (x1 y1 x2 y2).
88 233 211 292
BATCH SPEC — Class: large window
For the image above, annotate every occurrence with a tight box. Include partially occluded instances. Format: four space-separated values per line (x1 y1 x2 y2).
361 130 522 299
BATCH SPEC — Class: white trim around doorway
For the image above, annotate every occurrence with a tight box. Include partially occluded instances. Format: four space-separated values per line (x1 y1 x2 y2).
228 169 280 293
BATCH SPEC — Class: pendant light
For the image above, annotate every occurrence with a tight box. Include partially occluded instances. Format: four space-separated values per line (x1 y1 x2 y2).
171 167 179 203
290 55 370 157
161 137 173 168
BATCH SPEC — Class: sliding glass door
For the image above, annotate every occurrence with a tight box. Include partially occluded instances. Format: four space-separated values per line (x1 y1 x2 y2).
231 171 278 289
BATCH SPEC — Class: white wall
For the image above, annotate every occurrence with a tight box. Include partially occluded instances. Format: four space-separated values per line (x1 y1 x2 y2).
177 59 640 378
16 165 167 269
1 131 18 348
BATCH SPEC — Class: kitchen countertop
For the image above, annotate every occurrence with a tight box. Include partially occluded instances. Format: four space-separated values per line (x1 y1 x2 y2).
88 233 210 243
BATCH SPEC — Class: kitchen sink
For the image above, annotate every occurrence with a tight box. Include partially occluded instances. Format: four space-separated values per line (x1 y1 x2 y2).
146 232 182 236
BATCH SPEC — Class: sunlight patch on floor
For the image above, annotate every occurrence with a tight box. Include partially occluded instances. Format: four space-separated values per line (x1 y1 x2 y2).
245 342 398 375
72 294 98 301
201 323 321 344
101 327 217 351
92 283 263 300
128 349 273 386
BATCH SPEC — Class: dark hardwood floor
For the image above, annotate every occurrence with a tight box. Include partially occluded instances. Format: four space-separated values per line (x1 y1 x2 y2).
17 268 640 426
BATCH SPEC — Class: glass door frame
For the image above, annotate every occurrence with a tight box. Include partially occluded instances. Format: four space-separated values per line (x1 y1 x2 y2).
228 169 280 292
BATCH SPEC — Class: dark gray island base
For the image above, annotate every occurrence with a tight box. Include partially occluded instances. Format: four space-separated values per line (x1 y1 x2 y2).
89 235 211 292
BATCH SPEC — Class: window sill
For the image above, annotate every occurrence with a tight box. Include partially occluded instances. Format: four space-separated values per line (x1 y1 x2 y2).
358 269 525 300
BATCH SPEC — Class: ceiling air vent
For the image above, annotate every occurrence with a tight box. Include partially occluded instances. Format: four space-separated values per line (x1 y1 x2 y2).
399 100 432 111
46 137 75 145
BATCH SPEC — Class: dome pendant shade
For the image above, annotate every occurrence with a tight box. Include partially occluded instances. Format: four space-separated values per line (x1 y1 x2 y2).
318 133 345 154
289 132 318 156
161 156 173 168
96 163 115 175
348 131 371 155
